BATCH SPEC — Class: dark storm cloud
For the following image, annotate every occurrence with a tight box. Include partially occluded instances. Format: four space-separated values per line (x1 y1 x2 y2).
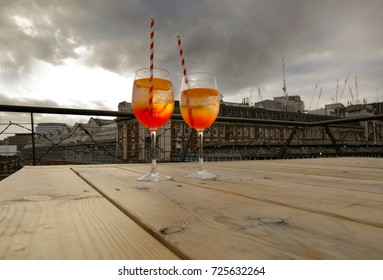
1 0 383 106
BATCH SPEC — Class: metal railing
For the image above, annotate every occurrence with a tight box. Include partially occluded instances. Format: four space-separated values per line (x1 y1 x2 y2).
1 104 383 169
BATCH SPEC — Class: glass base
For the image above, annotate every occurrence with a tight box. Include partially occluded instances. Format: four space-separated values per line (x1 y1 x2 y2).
185 168 218 180
137 171 172 182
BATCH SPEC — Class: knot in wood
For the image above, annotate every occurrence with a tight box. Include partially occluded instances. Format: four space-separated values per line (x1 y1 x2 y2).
258 217 285 224
160 226 185 235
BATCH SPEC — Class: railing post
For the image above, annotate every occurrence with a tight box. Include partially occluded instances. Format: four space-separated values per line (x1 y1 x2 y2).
181 128 194 162
279 126 298 159
324 125 342 156
30 113 36 166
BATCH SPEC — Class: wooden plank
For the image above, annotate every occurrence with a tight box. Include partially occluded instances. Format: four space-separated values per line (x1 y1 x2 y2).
123 158 383 190
72 162 383 259
0 166 179 260
119 158 383 227
202 157 383 184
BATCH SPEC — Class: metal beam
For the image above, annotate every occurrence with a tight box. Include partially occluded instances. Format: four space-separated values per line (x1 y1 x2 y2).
324 125 342 156
0 104 135 118
278 126 298 159
1 104 382 128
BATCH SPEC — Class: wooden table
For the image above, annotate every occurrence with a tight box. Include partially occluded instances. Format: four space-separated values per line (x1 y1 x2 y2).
1 157 382 260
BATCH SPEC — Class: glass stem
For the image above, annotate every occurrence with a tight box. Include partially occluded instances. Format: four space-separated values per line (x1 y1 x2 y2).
150 130 158 174
198 131 205 171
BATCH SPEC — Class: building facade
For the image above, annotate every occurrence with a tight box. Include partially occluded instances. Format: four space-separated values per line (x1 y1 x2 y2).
15 100 383 165
20 117 117 165
35 123 69 135
273 95 305 112
117 100 380 162
345 104 382 143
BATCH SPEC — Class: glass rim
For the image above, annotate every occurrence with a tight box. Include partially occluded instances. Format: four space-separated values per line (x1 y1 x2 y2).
135 67 170 76
182 72 217 86
183 71 215 77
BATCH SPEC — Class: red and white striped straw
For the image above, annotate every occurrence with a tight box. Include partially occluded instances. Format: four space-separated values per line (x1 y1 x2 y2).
176 35 188 84
149 18 154 107
177 35 193 126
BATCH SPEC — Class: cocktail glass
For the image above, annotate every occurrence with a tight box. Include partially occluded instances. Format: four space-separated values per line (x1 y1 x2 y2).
180 72 220 180
132 68 174 181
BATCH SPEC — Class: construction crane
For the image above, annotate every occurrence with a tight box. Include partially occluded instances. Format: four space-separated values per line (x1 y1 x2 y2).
282 57 288 110
308 81 319 110
348 86 355 104
339 76 349 102
316 86 323 109
355 76 360 104
335 79 339 103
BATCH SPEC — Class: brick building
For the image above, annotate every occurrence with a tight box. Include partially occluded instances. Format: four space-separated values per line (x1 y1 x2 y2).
116 100 378 162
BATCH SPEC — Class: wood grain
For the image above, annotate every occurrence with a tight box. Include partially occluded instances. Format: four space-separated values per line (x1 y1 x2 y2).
72 158 383 259
1 158 382 260
120 158 383 226
0 166 179 259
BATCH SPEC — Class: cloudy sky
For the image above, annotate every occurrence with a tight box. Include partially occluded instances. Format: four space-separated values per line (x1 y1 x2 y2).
1 0 383 122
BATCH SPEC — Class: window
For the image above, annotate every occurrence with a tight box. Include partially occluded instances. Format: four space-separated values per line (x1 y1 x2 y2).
237 126 242 137
219 125 225 137
212 125 218 136
265 128 270 138
175 122 181 135
250 127 255 137
230 125 235 136
274 128 280 139
243 126 249 137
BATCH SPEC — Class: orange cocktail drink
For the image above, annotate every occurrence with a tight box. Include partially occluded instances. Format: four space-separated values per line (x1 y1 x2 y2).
131 67 174 181
179 72 220 180
132 77 174 131
180 87 220 132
